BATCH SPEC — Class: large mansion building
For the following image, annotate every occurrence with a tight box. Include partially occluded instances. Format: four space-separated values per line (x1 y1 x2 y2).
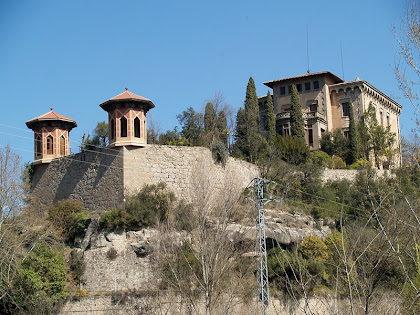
258 71 402 164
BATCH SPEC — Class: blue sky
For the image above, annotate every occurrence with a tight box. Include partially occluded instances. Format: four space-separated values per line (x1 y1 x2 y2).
0 0 416 163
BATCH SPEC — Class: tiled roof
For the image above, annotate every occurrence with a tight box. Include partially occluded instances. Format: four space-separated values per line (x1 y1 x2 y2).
110 88 152 102
26 108 77 128
100 88 155 111
264 71 344 88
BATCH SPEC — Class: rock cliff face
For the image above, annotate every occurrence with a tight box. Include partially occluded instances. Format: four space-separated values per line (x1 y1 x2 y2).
71 208 331 296
59 209 332 314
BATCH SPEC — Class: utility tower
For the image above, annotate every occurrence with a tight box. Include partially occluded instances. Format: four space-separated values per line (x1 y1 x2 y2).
253 177 270 314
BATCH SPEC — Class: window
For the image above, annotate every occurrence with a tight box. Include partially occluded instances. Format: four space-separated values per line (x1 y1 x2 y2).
308 129 313 145
280 86 286 95
305 82 311 91
296 84 302 92
36 134 42 156
47 135 53 155
288 85 292 94
309 102 318 112
380 110 384 125
60 136 65 156
110 119 115 140
342 102 350 117
386 113 390 126
313 81 319 90
344 130 349 138
134 117 140 138
120 116 127 137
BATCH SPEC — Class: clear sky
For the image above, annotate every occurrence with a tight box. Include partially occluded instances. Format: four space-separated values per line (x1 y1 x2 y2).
0 0 416 164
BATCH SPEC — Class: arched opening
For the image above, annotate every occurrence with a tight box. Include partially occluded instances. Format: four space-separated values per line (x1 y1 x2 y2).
36 134 42 157
47 135 54 155
134 117 140 138
120 116 127 137
60 136 66 156
110 119 115 140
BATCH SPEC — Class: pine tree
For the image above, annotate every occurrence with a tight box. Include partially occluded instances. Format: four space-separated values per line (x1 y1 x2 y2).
290 84 305 138
266 91 276 146
347 102 359 164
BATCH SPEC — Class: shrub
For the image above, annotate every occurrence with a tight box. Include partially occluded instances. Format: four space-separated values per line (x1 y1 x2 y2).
99 208 142 229
125 182 176 226
327 155 346 169
68 249 85 286
350 158 371 170
15 243 67 312
211 141 227 166
275 135 309 165
309 150 330 167
48 200 89 242
172 200 195 232
300 236 328 262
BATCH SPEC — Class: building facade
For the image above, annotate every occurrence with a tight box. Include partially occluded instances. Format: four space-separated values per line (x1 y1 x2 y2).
259 71 402 165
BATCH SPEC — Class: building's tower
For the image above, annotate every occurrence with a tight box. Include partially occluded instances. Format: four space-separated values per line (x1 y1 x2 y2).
26 108 77 164
99 88 155 148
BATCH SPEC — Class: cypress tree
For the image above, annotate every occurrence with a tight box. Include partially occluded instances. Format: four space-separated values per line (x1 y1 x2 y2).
232 108 247 158
347 102 359 164
244 77 259 145
290 84 305 138
266 91 276 146
204 102 216 133
217 110 228 148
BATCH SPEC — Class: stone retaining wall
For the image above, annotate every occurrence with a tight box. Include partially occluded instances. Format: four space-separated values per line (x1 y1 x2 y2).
30 145 259 212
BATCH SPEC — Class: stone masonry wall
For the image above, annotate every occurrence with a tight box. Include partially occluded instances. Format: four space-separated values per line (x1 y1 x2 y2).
123 145 259 202
30 145 259 212
30 147 124 212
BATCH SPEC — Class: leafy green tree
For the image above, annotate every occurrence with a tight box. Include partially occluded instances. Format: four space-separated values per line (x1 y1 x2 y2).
85 121 108 149
290 85 305 138
266 91 276 146
347 102 359 164
359 103 396 168
176 107 204 145
15 243 67 313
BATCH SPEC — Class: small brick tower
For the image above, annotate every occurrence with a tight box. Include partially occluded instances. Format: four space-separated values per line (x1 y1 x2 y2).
26 108 77 164
99 88 155 148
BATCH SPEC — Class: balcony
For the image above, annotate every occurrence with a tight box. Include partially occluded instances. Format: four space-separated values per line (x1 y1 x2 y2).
276 111 326 122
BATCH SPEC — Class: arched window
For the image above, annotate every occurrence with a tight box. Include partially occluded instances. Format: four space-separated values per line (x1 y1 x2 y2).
134 117 140 138
120 116 127 137
110 119 115 140
36 134 42 156
60 136 66 156
47 135 54 155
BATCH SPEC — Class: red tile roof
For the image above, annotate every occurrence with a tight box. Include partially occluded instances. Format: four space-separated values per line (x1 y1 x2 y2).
26 108 77 129
264 71 344 88
110 88 152 102
100 88 155 111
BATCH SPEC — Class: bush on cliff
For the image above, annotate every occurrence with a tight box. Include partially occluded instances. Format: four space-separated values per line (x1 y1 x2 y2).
48 200 89 242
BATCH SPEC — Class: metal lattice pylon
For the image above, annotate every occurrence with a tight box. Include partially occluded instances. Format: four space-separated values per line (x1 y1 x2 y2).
253 177 270 314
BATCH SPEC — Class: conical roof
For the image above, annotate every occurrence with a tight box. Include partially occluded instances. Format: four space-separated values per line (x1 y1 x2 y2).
99 88 155 112
26 108 77 130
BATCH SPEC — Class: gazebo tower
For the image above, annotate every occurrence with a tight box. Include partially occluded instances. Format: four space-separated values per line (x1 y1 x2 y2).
99 88 155 147
26 108 77 164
